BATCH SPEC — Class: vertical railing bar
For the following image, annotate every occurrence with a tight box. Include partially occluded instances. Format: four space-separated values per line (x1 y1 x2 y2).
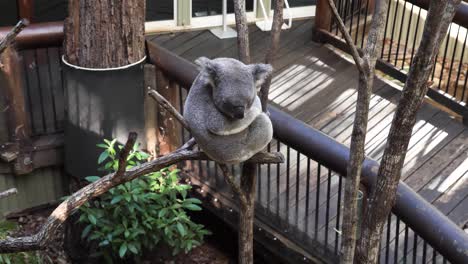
314 164 321 240
462 64 468 103
454 31 467 100
360 0 370 48
276 141 281 216
324 168 332 246
412 234 418 263
267 143 272 211
335 0 342 35
431 53 439 81
381 0 393 59
295 151 301 226
394 217 400 264
388 0 400 62
401 3 413 71
403 225 409 263
438 24 452 90
343 0 350 39
422 241 428 263
354 0 362 45
305 158 311 233
334 173 343 254
410 7 422 65
349 0 356 42
178 85 186 142
432 248 437 264
446 25 461 94
385 214 392 264
286 146 291 225
394 0 407 68
258 160 262 205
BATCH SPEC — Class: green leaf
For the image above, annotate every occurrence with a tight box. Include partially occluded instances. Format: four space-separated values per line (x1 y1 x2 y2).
176 223 186 236
96 143 108 148
158 208 168 218
110 196 123 205
128 243 139 254
88 214 97 225
85 176 101 183
119 243 128 258
98 151 109 164
81 225 92 239
183 204 202 211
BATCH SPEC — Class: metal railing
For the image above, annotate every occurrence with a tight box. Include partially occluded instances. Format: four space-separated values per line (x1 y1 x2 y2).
315 0 468 123
146 41 468 263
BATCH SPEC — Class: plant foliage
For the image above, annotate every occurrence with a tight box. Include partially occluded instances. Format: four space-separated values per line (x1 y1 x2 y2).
78 139 210 260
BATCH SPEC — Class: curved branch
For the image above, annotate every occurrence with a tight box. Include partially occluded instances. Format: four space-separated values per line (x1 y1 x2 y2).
326 0 364 73
0 19 29 55
148 90 189 130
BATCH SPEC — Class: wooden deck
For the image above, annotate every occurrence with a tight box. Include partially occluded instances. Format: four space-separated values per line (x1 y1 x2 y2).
149 19 468 262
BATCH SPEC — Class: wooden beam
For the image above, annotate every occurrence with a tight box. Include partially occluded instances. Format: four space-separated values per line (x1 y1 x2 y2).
313 0 333 42
17 0 34 22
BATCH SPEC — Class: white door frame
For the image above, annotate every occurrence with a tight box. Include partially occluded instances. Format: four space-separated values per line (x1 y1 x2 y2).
145 0 315 35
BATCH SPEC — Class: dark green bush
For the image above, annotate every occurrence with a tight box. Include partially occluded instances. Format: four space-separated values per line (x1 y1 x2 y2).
78 139 210 260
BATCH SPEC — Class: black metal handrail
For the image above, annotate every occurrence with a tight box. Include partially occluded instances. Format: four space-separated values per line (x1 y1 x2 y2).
146 40 468 264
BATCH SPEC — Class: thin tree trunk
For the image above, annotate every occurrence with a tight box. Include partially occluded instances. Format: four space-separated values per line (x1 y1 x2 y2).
233 0 251 64
356 1 461 263
64 0 145 68
259 0 285 112
324 0 389 262
239 163 257 264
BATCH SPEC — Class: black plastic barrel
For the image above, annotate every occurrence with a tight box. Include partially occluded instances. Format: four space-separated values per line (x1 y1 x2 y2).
63 57 145 177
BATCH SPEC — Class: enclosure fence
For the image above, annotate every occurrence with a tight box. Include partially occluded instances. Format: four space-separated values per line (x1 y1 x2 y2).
315 0 468 124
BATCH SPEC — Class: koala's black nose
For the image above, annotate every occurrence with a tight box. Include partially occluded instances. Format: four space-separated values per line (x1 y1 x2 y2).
233 106 245 119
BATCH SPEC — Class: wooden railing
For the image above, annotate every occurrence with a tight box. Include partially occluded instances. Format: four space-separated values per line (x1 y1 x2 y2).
314 0 468 124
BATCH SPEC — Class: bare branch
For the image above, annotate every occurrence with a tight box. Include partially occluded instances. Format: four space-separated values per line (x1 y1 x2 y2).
0 19 29 55
218 164 248 205
0 188 18 199
116 132 137 176
233 0 251 63
326 0 364 73
148 89 189 131
259 0 285 112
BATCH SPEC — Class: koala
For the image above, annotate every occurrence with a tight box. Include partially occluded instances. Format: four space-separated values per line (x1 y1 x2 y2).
183 57 274 164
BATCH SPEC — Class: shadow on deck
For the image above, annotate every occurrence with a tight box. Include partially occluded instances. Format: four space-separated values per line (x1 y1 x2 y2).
149 19 468 263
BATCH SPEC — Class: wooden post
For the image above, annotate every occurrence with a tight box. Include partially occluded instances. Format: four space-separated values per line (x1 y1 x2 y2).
155 69 182 155
0 48 33 174
144 64 158 159
17 0 34 22
313 0 333 42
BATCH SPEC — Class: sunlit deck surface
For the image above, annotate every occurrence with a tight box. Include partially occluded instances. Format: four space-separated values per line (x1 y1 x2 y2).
149 19 468 241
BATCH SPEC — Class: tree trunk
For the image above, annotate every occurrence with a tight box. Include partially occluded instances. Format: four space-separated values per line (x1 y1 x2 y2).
239 163 257 264
259 0 284 112
337 0 389 262
233 0 251 64
64 0 146 68
355 1 461 263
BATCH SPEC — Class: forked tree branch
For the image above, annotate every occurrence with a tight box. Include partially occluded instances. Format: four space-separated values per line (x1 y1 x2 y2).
0 19 29 56
326 0 365 73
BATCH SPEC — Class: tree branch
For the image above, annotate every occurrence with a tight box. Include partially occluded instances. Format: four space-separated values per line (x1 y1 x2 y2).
0 19 29 56
0 188 18 199
326 0 364 73
148 90 189 130
218 164 248 205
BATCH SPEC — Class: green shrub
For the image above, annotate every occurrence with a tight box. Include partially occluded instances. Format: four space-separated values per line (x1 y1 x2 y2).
78 139 210 260
0 221 50 264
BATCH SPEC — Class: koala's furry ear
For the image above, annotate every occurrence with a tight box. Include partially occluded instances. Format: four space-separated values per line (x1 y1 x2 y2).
250 64 273 88
195 57 217 85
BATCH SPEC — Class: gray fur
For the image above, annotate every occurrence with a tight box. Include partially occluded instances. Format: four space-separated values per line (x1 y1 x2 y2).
184 57 273 164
